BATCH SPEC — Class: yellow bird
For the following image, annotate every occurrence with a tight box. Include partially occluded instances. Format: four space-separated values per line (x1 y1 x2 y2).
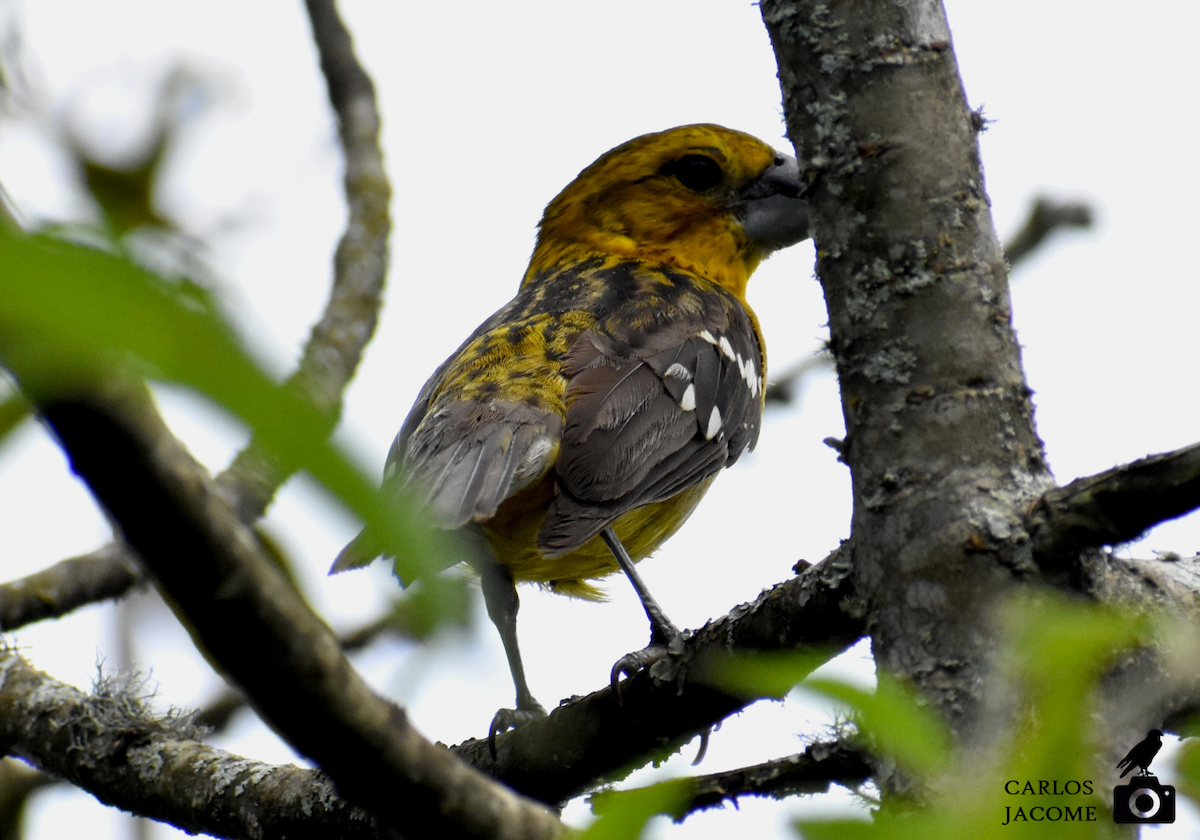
336 124 809 745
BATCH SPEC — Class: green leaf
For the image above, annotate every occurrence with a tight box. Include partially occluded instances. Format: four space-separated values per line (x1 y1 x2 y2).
583 778 694 840
798 804 1117 840
0 390 33 447
0 228 453 593
699 649 949 775
1174 732 1200 805
801 674 951 777
998 595 1149 784
794 594 1147 840
697 649 838 699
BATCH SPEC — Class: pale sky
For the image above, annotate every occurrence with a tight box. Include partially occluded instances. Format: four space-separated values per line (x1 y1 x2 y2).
1 1 1198 838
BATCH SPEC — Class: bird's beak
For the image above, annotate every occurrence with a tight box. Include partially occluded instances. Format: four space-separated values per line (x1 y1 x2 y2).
734 152 809 250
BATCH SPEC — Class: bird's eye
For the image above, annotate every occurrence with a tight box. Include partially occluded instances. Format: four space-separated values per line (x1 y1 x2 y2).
663 155 724 193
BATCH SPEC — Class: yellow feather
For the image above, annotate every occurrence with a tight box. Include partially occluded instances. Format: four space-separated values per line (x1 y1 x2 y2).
526 124 782 301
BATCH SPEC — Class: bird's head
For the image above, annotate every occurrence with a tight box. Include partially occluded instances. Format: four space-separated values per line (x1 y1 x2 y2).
527 124 809 299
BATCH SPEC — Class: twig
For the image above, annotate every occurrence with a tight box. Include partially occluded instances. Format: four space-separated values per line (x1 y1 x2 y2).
1028 441 1200 567
37 387 560 839
680 739 874 816
1 0 395 628
0 543 143 631
763 195 1095 411
763 352 831 407
452 550 866 804
1003 196 1093 269
0 648 392 840
217 0 392 521
194 592 458 732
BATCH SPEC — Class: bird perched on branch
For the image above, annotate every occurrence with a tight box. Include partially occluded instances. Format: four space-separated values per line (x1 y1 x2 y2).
335 124 809 747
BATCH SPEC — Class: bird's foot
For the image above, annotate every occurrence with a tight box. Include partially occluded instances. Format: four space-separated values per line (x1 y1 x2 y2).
488 701 547 759
610 629 688 704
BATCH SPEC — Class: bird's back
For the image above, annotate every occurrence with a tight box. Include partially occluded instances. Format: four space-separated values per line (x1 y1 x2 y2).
393 255 766 597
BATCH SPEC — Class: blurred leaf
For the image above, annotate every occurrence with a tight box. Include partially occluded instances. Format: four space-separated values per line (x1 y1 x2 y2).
794 594 1144 840
700 649 948 775
802 674 950 777
1176 733 1200 804
583 778 693 840
0 390 33 447
384 574 473 640
698 649 837 699
83 156 171 238
798 803 1117 840
0 229 453 600
999 595 1149 784
71 64 212 240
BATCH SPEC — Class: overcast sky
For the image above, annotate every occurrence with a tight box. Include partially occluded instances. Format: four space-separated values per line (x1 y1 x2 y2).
1 1 1198 838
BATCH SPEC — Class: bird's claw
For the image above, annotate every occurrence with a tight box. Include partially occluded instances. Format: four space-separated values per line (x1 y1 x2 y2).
610 643 672 704
487 703 547 759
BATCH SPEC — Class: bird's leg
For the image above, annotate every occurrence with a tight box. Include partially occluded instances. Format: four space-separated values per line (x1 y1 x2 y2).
476 558 546 757
602 526 684 702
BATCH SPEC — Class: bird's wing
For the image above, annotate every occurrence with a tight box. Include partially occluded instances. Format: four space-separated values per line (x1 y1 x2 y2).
400 397 563 529
537 299 763 555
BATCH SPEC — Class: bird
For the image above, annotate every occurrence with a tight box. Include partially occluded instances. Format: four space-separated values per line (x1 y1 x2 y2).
334 124 809 748
1116 729 1164 777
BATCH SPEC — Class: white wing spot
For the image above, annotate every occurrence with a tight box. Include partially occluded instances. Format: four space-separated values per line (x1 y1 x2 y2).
698 329 717 344
718 336 736 361
739 355 759 397
680 383 696 411
706 406 723 439
664 362 692 380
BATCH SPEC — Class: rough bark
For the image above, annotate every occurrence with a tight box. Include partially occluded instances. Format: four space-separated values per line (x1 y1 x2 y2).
5 1 1200 835
455 550 865 803
0 649 394 840
33 387 562 840
0 0 395 637
762 0 1053 748
760 0 1200 785
217 0 392 521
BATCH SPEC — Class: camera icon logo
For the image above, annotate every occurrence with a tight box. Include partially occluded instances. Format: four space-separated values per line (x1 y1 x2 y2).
1112 729 1174 824
1112 775 1175 824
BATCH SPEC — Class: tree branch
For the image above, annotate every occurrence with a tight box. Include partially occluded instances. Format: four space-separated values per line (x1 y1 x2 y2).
452 551 865 804
1 0 394 629
1002 196 1094 269
763 352 831 407
0 649 395 840
681 739 874 816
761 0 1055 752
195 592 456 732
36 386 560 840
0 543 143 631
761 193 1093 412
217 0 392 521
1028 441 1200 568
761 193 1095 412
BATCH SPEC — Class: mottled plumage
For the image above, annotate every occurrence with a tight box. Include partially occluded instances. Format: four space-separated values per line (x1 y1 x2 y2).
388 254 768 597
335 124 809 734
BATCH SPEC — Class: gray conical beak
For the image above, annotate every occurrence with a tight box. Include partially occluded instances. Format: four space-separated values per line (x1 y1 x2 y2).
735 153 809 250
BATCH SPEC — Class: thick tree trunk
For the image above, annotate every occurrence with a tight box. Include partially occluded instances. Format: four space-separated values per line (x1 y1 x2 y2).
761 0 1200 793
762 0 1053 749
